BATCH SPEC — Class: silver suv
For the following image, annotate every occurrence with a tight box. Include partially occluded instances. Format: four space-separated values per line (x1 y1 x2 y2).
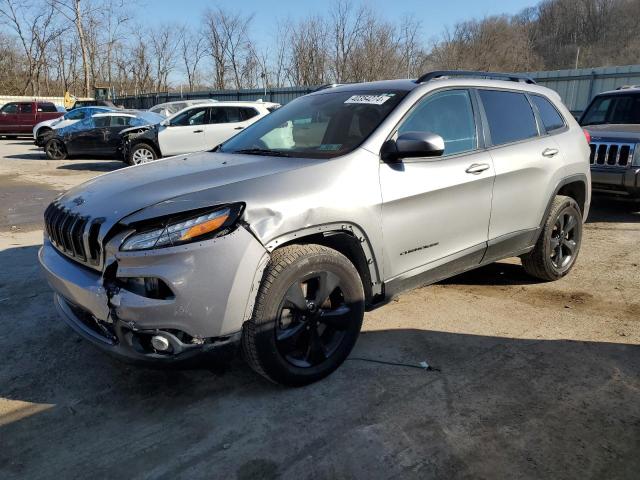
39 71 591 385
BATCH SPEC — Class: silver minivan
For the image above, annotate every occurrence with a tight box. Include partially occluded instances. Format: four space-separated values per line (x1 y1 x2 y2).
39 71 591 385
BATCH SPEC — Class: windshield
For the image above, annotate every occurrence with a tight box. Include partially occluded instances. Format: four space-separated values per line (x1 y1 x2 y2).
581 93 640 126
220 90 408 158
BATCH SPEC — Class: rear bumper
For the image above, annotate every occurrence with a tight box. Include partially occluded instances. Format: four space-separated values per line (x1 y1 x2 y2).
591 166 640 197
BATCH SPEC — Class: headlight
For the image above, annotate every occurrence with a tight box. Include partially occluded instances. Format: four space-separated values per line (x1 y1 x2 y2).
633 144 640 166
121 204 243 251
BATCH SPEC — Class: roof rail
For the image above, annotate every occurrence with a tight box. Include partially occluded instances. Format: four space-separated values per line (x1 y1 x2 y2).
416 70 536 85
313 83 344 92
616 85 640 90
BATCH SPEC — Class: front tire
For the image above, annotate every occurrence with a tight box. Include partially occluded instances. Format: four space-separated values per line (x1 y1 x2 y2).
521 195 583 281
44 138 67 160
242 244 365 386
127 143 157 165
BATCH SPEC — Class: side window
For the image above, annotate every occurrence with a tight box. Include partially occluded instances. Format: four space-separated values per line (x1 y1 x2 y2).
69 117 95 131
531 95 565 132
110 116 131 127
208 107 229 124
93 116 109 128
1 103 18 114
20 103 33 113
38 103 57 112
398 89 477 156
479 90 538 146
224 107 242 123
170 107 208 126
240 108 259 121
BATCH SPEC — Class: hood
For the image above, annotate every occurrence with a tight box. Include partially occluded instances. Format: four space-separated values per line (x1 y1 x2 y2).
583 124 640 143
54 151 322 233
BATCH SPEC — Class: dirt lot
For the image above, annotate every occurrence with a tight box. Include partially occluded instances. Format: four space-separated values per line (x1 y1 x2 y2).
0 138 639 480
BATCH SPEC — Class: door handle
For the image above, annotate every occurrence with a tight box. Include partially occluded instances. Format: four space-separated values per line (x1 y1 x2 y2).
234 127 244 130
465 163 490 174
542 148 559 158
193 129 204 133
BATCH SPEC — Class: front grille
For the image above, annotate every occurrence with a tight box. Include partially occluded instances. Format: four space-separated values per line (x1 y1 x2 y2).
589 142 635 168
44 202 103 267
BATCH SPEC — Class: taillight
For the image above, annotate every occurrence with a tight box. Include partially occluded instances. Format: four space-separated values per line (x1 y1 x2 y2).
583 129 591 144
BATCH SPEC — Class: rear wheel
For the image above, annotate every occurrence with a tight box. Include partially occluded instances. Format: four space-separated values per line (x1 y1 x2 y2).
242 244 365 386
44 138 67 160
127 143 157 166
521 195 583 281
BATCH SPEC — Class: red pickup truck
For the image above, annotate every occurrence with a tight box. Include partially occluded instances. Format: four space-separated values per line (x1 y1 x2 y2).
0 101 63 138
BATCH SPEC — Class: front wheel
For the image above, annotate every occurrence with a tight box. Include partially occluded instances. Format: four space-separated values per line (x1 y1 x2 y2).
127 143 157 166
242 244 365 386
44 138 67 160
521 195 583 281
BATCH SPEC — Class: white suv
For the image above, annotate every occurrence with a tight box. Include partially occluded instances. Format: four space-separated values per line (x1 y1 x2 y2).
121 101 280 164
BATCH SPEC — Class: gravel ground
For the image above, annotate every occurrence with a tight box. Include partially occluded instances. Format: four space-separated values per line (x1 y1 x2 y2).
0 138 639 480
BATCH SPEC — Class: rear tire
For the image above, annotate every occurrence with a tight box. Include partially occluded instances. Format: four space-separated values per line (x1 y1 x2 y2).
521 195 583 281
44 138 67 160
242 244 365 386
127 143 157 166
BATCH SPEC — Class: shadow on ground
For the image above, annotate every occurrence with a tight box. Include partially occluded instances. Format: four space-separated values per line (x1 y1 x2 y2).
0 244 638 480
587 195 640 223
56 161 124 172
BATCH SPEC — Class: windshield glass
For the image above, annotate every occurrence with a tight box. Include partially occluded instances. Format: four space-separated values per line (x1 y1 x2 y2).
220 90 408 158
581 93 640 126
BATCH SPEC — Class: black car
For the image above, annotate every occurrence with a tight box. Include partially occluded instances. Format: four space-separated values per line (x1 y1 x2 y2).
70 100 118 110
580 86 640 198
41 111 164 160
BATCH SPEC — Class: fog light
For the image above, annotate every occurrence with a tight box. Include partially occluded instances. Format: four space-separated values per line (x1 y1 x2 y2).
151 335 170 352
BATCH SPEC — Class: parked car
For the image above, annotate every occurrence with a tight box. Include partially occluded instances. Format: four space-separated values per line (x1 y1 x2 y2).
41 110 164 160
148 99 214 117
39 71 590 386
579 86 640 198
120 100 280 165
0 101 63 138
33 106 114 144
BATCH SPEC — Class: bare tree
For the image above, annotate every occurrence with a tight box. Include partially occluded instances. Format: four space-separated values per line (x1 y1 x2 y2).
149 27 178 91
179 27 206 92
329 0 367 82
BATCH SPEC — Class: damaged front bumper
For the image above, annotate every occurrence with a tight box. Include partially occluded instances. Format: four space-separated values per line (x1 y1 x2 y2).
38 226 268 363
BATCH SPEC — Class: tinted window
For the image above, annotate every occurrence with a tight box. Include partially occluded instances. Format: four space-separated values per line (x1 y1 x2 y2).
20 103 33 113
38 103 57 112
208 107 229 124
532 95 565 131
109 116 132 127
94 116 110 128
1 103 18 114
240 108 259 120
479 90 538 146
398 89 477 156
580 94 640 126
170 107 207 126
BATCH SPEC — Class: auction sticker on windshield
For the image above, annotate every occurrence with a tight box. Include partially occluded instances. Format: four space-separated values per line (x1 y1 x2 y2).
344 94 394 105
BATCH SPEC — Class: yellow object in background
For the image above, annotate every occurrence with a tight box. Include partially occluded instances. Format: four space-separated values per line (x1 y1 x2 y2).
63 91 76 110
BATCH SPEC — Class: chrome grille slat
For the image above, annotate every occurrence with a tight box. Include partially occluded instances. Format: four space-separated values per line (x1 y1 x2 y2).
589 141 635 168
43 203 101 268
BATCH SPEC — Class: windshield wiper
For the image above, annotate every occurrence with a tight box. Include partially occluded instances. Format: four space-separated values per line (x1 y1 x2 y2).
233 148 291 157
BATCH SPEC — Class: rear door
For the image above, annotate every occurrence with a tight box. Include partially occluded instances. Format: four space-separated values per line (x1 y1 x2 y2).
478 89 562 252
0 103 19 133
379 88 495 280
18 103 36 132
158 106 208 156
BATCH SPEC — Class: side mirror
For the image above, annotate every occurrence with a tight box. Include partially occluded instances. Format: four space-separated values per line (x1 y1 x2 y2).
381 131 445 162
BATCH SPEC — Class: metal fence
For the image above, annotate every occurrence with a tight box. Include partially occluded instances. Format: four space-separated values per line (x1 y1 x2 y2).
113 64 640 114
114 86 318 110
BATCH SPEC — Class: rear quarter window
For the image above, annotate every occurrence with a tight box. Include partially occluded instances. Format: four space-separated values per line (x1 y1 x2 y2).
531 95 565 132
479 90 538 146
38 103 58 113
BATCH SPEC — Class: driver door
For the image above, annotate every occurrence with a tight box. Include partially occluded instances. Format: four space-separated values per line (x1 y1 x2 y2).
158 106 208 156
379 89 494 283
